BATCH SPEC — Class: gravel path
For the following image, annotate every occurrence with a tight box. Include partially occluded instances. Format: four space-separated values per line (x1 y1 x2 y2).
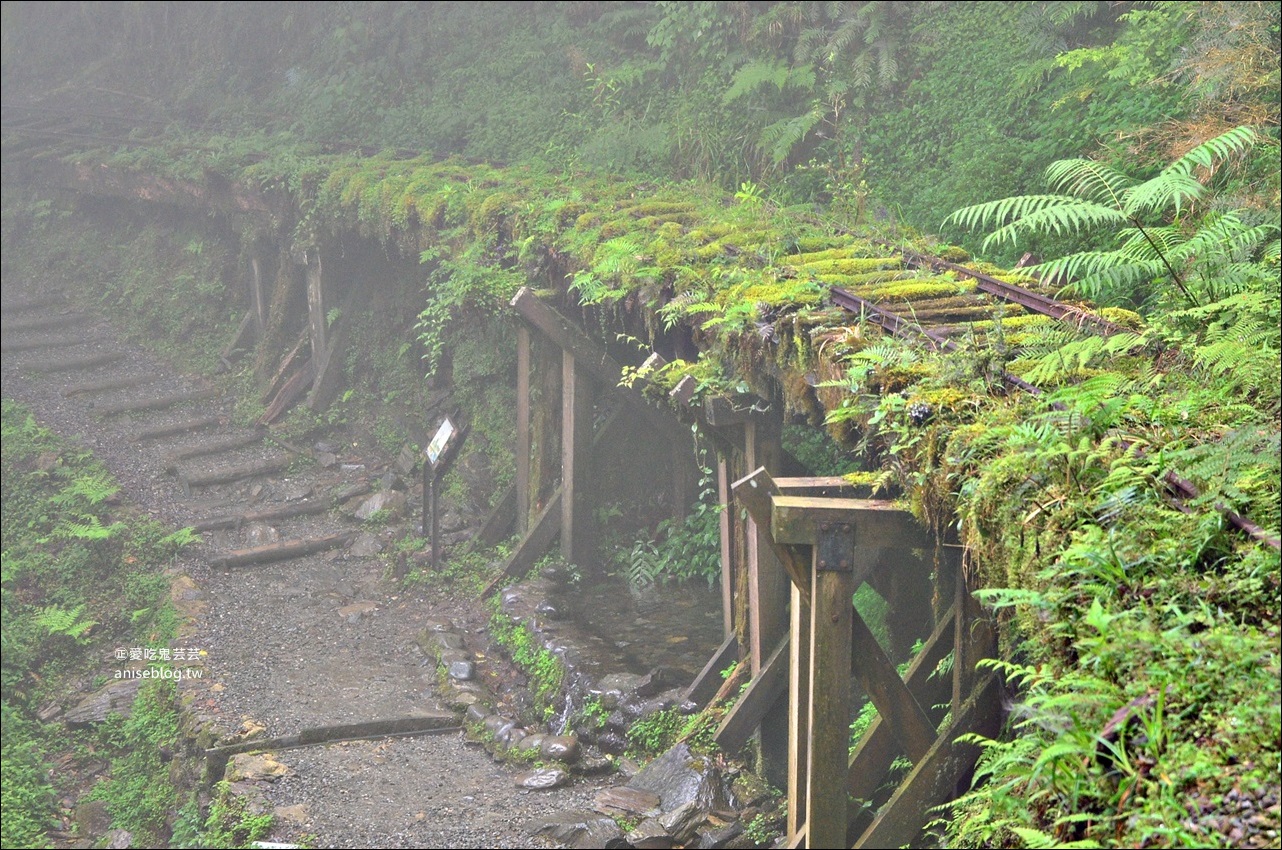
1 293 619 849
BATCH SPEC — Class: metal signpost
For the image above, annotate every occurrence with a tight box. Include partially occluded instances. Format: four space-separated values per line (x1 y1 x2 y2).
423 414 466 570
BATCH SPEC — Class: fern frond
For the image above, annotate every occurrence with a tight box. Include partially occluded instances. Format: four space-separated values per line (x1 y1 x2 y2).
760 108 823 166
1045 159 1134 206
722 60 791 104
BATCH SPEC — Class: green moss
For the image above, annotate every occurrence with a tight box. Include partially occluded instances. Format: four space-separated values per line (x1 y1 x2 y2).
794 257 902 276
855 278 969 301
784 245 876 264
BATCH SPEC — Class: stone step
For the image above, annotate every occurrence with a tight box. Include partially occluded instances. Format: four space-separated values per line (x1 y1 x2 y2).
178 453 293 489
1 311 92 332
1 332 98 353
132 414 224 442
24 350 126 373
93 387 220 417
162 432 264 470
62 373 161 398
207 530 357 569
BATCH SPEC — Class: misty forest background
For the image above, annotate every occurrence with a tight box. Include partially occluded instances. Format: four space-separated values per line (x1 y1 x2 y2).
2 3 1279 849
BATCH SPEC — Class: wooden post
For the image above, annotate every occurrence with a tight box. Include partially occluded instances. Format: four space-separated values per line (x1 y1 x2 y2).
745 417 788 674
561 349 594 563
306 250 327 364
717 454 736 640
516 325 531 535
250 255 266 335
788 581 810 839
806 523 856 850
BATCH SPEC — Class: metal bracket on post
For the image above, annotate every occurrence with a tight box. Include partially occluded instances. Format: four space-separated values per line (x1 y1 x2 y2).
815 523 856 572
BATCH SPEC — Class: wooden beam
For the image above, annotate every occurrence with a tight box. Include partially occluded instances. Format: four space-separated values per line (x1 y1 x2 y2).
682 633 738 710
847 604 956 832
472 485 516 548
806 546 855 850
854 672 1002 850
787 582 810 840
731 468 810 606
209 530 356 569
714 632 789 752
482 489 562 599
771 495 926 550
561 349 595 563
851 609 937 765
775 476 881 498
516 325 531 535
511 287 677 438
718 454 736 638
191 499 332 533
745 421 788 674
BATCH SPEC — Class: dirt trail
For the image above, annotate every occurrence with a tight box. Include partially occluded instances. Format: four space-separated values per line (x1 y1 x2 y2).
1 291 617 848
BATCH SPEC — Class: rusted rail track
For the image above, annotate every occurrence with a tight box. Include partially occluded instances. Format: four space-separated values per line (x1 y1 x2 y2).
827 260 1278 551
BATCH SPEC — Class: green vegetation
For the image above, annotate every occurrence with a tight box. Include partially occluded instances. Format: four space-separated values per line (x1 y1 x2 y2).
195 781 275 848
488 601 566 724
1 399 201 846
1 4 1278 847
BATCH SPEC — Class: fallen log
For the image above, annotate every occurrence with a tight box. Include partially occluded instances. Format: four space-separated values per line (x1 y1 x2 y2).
2 333 95 352
132 414 223 441
163 432 263 470
191 499 332 532
93 386 221 417
62 373 159 397
25 350 125 373
208 530 358 569
179 453 292 488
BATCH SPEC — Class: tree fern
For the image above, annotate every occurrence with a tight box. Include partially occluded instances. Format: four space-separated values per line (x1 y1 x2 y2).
946 126 1276 308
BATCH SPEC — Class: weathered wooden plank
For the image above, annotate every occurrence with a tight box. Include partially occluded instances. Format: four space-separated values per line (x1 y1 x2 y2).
208 530 356 569
25 350 126 373
717 455 736 638
774 476 883 498
853 672 1002 850
1 311 90 332
714 632 789 752
260 329 308 403
259 359 315 425
847 604 956 840
746 419 788 676
561 349 594 563
132 414 223 441
471 484 517 548
62 373 159 398
190 499 332 532
481 489 563 599
670 374 697 407
163 432 263 470
731 467 810 606
682 633 738 710
787 583 811 840
306 299 351 414
93 387 220 417
516 325 531 534
806 561 855 850
2 332 95 352
219 309 256 366
179 453 292 488
851 609 937 766
771 495 925 549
